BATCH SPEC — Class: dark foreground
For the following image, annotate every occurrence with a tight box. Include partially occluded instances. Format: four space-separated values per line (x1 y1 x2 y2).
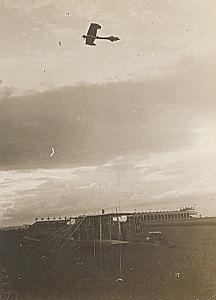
1 225 216 300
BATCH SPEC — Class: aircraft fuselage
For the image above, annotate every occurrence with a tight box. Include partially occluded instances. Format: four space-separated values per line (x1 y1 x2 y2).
82 35 120 42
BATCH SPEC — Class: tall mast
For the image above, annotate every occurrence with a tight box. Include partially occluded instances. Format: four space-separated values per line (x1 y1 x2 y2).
99 166 102 205
117 216 122 275
117 172 120 212
99 216 103 269
119 245 122 275
99 167 103 270
93 217 96 264
109 215 112 241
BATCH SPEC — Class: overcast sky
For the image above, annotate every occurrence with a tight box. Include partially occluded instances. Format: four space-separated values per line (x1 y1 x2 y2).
0 0 216 226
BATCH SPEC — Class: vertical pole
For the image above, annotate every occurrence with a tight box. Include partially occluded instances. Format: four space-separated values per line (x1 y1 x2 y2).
118 217 122 275
109 215 112 241
93 239 96 264
99 216 103 269
93 218 96 264
117 172 120 212
99 168 102 203
118 217 122 240
119 245 122 275
0 276 2 300
92 189 95 211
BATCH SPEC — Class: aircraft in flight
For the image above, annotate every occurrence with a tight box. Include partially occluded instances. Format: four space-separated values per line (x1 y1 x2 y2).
82 23 120 46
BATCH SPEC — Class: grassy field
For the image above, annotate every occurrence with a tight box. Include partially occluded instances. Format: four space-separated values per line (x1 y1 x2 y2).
1 224 216 300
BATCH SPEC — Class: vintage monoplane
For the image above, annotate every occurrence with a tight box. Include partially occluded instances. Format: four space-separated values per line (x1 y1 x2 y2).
82 23 120 46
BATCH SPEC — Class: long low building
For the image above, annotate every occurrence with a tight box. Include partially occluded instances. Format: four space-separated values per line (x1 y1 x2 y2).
129 207 197 223
31 219 68 232
29 207 198 240
126 207 197 234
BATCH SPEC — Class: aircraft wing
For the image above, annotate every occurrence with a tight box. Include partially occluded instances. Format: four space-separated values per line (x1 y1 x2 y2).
24 236 40 242
85 239 130 245
87 23 101 37
109 240 131 245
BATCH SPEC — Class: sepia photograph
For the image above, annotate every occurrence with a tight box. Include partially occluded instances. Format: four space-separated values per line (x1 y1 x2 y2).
0 1 216 299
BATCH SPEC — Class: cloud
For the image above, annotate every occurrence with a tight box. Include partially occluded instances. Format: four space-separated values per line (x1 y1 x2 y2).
0 59 216 225
1 133 216 227
0 80 14 99
77 182 97 190
1 57 214 170
2 207 19 219
0 201 13 209
1 1 216 226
